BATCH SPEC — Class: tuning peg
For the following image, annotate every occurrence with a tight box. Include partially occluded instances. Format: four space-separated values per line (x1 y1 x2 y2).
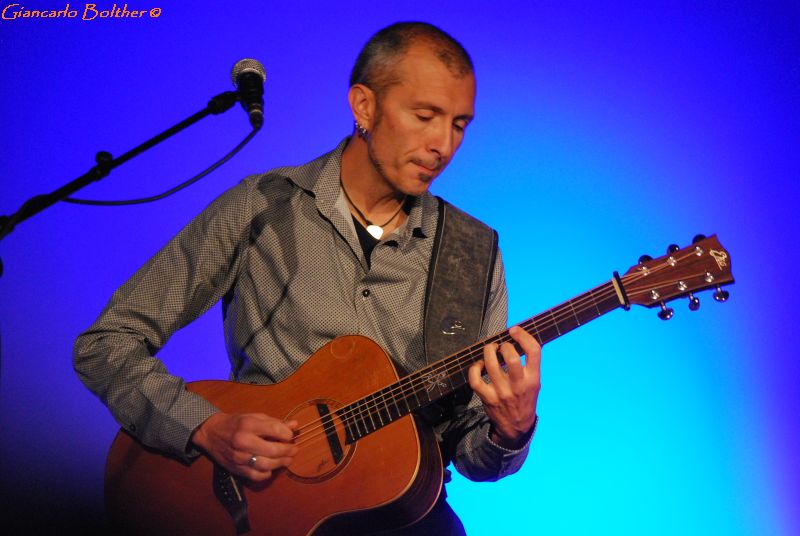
713 285 730 302
688 292 700 311
692 234 707 244
667 244 680 254
638 254 653 264
657 302 674 320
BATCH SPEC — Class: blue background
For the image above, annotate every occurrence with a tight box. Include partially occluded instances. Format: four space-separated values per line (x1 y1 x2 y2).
1 1 798 534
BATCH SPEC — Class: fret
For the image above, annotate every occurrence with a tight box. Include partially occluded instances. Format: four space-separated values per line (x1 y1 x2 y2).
568 299 580 325
410 378 422 409
399 385 413 415
377 394 391 425
554 302 580 334
383 389 395 422
531 329 544 346
587 287 603 317
549 310 562 336
349 409 364 441
365 395 377 431
534 320 560 344
457 363 468 384
342 410 356 444
578 290 601 324
373 398 385 427
354 404 369 437
387 389 402 421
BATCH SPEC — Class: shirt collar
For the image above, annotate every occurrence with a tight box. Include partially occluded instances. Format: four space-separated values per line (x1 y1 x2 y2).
281 136 439 243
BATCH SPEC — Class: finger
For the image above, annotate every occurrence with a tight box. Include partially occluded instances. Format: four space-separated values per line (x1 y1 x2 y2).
482 343 510 394
254 438 298 459
468 360 494 402
509 326 542 371
233 440 297 465
245 414 297 442
499 341 524 384
244 453 294 472
245 467 274 483
231 430 298 462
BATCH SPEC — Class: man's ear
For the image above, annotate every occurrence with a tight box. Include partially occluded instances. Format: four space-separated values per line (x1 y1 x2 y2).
348 84 376 130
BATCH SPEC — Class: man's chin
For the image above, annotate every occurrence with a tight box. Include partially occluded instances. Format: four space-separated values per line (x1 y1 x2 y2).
404 175 435 196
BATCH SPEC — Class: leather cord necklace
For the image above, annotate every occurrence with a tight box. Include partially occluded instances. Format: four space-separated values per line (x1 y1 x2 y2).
340 181 406 240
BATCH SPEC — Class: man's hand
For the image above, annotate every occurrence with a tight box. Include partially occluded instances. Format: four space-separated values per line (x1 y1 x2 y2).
190 412 298 482
468 326 541 450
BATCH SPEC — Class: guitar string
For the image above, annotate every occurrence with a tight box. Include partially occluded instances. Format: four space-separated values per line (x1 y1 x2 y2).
291 249 715 447
291 253 713 447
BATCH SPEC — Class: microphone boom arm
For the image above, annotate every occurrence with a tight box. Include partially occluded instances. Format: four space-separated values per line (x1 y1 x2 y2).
0 90 243 243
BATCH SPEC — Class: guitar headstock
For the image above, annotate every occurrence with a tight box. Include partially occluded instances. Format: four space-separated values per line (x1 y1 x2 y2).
619 234 734 319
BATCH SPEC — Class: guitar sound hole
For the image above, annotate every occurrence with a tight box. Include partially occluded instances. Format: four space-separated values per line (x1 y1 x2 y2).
285 399 355 483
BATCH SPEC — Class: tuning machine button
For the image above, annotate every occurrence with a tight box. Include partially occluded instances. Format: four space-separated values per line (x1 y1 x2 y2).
713 285 730 302
638 254 653 275
667 244 680 254
658 302 674 320
692 234 707 244
688 293 700 311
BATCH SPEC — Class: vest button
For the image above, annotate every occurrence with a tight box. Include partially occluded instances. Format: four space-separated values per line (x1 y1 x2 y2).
362 289 370 297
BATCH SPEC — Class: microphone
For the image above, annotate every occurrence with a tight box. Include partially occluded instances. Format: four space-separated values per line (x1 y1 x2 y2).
231 59 266 130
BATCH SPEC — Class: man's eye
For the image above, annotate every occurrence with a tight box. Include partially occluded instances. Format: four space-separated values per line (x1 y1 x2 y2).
453 123 466 133
416 114 433 121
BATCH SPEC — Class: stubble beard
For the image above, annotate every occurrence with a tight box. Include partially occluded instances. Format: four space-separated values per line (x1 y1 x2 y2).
366 139 430 198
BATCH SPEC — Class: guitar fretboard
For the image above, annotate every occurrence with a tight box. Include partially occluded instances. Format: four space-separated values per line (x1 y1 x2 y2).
340 280 622 444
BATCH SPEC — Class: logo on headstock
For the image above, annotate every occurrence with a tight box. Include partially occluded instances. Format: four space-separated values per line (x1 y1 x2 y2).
710 249 728 270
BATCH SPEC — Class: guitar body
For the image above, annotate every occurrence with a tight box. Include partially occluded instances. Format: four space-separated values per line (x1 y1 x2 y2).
105 335 444 535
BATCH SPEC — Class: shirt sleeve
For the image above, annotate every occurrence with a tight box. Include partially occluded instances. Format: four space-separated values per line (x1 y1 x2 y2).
439 247 536 482
73 179 254 461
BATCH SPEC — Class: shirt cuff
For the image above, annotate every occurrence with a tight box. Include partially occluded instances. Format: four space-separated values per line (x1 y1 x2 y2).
487 414 538 454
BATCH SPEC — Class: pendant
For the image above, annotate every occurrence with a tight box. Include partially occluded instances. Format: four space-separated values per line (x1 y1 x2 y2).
366 224 384 240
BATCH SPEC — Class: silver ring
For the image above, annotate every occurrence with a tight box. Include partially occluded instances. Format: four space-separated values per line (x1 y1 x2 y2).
247 454 258 468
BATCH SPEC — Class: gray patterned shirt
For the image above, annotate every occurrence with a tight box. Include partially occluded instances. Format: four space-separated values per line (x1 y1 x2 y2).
74 138 532 481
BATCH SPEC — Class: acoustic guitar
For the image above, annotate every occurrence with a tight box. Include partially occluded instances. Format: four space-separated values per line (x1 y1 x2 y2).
105 234 734 535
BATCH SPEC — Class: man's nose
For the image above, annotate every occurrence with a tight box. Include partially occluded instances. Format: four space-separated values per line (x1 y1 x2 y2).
428 121 454 161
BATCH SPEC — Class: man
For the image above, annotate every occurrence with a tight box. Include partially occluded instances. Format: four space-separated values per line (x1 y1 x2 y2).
75 22 540 534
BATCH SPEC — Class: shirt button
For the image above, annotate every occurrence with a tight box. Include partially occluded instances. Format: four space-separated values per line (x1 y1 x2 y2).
362 289 370 297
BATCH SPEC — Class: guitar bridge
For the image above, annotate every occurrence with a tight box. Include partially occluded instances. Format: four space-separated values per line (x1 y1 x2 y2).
212 463 251 534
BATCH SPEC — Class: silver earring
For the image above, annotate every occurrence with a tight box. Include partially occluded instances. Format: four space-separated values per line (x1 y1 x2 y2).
354 121 368 139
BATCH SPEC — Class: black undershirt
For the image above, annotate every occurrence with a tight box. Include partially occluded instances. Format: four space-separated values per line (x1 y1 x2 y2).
352 216 380 268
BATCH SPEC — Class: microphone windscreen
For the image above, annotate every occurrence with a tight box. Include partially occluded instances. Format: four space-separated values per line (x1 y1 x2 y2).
231 59 266 85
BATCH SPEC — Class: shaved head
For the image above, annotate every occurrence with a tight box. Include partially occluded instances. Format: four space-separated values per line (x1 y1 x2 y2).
350 22 474 99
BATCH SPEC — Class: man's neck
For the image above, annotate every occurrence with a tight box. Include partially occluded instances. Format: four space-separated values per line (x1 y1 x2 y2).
340 136 405 214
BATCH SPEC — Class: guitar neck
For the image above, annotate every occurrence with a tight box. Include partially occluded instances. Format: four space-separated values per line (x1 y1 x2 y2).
340 279 623 444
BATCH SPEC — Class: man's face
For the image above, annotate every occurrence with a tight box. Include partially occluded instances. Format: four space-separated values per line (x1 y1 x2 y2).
366 43 476 197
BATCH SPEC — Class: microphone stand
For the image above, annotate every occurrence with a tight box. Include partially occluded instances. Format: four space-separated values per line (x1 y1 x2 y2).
0 90 248 277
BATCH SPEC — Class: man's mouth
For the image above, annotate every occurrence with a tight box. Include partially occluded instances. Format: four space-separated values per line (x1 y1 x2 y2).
412 159 441 173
